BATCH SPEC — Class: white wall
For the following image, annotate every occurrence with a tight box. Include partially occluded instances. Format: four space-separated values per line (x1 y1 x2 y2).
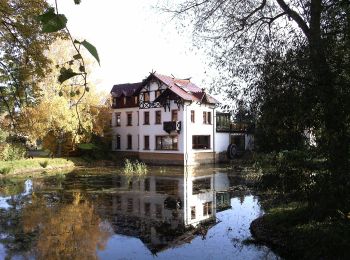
138 81 184 153
215 132 231 153
112 107 139 151
182 102 216 164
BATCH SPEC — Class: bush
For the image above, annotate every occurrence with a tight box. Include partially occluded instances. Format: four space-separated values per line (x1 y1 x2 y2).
0 143 26 161
0 167 12 175
39 160 49 168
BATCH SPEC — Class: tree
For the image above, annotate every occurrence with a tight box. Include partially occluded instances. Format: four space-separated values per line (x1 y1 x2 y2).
15 40 107 157
168 0 350 210
0 0 64 119
252 48 312 152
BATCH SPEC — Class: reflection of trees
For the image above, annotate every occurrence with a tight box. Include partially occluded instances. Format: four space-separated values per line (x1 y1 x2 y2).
0 179 25 196
22 192 112 260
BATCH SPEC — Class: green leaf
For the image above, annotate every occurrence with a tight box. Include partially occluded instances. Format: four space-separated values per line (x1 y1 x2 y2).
73 54 82 60
37 8 67 33
58 68 80 84
81 40 100 65
74 0 82 4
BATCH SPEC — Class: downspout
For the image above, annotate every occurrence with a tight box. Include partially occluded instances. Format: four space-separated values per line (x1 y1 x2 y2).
213 106 216 164
184 102 190 166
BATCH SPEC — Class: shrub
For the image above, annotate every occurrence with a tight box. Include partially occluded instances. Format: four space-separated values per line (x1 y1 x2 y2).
39 160 49 168
0 167 12 175
0 143 26 161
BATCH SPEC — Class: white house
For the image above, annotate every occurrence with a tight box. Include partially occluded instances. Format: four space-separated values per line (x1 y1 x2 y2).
110 72 252 165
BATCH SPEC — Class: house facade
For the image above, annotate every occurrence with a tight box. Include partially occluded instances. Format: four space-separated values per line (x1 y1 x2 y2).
110 72 236 165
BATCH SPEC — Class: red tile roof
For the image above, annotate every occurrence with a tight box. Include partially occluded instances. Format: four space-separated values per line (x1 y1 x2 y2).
151 73 218 104
111 73 218 104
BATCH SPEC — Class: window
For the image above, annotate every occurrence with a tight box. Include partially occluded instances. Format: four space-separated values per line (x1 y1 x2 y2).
127 135 132 150
191 206 196 220
171 110 178 121
142 92 150 102
134 96 138 104
191 110 195 123
203 202 212 216
127 198 133 213
144 135 150 150
156 135 178 150
193 178 211 194
144 178 150 191
112 98 117 107
203 111 212 124
137 111 139 125
192 135 210 149
144 111 149 125
127 112 132 126
123 97 126 105
144 202 151 216
156 204 162 218
116 196 122 210
155 90 161 98
115 135 121 150
155 110 161 124
115 113 121 126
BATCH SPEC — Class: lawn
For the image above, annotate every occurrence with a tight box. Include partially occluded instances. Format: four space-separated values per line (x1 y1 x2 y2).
0 158 80 175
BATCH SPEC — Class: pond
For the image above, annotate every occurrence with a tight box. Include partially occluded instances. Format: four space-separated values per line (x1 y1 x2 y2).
0 165 279 260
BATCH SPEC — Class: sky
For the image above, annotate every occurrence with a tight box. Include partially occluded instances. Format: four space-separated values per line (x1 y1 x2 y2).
50 0 211 94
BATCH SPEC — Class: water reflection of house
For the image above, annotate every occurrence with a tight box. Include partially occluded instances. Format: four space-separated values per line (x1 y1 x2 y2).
99 168 231 253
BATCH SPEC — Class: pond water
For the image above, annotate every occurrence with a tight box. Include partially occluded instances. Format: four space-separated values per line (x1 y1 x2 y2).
0 166 279 260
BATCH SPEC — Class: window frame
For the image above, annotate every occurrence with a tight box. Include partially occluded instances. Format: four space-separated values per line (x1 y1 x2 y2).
203 202 212 216
155 110 162 124
155 135 178 150
115 134 121 150
115 112 121 127
191 206 196 220
171 109 178 121
127 134 132 150
191 110 195 123
126 112 132 126
144 111 150 125
203 111 212 124
192 135 211 149
144 135 150 150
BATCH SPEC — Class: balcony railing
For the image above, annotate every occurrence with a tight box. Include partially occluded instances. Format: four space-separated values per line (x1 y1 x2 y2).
163 121 181 134
139 101 162 109
216 122 255 133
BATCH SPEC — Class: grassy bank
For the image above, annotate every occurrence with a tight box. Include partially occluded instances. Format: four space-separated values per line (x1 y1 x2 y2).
0 158 81 176
250 202 350 259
